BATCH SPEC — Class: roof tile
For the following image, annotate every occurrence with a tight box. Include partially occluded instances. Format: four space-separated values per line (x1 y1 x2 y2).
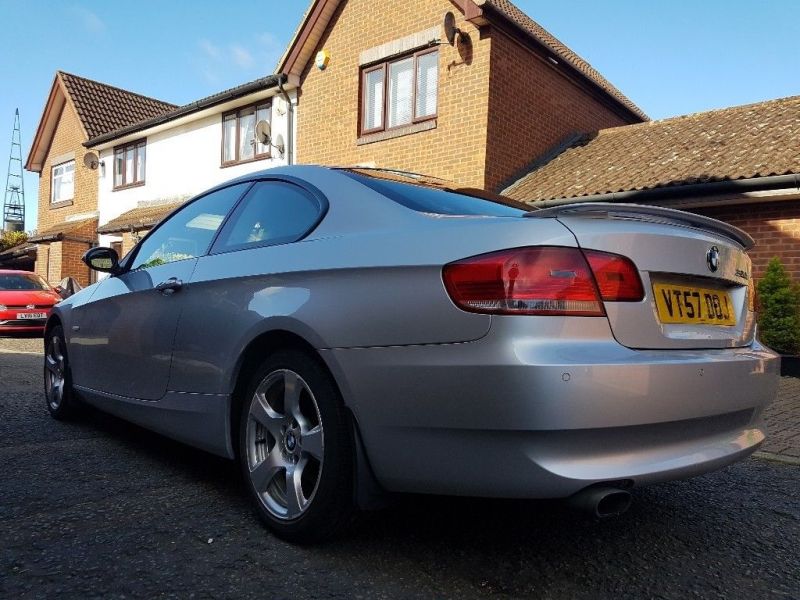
97 202 184 234
59 72 176 139
504 95 800 202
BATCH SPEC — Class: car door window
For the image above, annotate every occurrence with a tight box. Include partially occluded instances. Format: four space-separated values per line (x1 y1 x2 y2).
130 183 249 270
212 181 323 252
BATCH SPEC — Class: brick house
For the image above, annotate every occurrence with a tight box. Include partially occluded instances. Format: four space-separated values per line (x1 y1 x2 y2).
503 96 800 281
24 72 175 285
279 0 645 192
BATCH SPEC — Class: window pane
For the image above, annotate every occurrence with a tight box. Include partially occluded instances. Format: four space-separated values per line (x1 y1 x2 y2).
342 171 527 217
125 147 135 185
131 183 249 270
136 143 146 183
388 58 413 128
51 165 61 202
62 162 74 200
256 104 270 155
223 114 236 162
362 68 384 131
216 181 321 250
415 51 438 119
238 107 256 161
114 150 124 187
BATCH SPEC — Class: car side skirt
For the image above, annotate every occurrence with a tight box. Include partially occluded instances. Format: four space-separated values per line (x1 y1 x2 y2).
75 385 234 459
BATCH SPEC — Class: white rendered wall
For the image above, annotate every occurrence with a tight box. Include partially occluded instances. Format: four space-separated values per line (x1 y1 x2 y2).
96 90 296 237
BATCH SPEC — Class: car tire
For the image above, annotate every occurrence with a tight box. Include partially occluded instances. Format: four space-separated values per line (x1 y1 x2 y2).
239 348 354 544
44 325 78 420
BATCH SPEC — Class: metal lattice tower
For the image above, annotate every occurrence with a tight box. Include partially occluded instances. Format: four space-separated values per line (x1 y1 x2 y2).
3 108 25 232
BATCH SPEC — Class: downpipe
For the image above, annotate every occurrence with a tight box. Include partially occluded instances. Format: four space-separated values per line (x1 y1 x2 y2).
567 486 632 518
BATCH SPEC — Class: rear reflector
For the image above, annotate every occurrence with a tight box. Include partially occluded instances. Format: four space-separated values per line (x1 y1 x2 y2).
442 246 644 317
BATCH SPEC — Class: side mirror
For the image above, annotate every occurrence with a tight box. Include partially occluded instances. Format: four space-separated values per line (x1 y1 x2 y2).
82 246 121 275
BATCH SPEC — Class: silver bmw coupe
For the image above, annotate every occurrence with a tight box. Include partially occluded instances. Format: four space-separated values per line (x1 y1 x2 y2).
44 165 778 542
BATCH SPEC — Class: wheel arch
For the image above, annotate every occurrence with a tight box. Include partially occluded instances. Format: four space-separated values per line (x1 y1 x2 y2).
229 329 335 456
44 314 63 339
228 328 385 507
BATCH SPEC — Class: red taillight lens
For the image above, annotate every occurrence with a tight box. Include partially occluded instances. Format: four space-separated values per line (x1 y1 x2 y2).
442 246 644 316
583 250 644 301
442 247 605 316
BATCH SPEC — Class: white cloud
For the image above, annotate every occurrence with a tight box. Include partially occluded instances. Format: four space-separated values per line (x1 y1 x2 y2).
191 31 286 88
230 44 255 69
72 6 106 34
199 39 221 61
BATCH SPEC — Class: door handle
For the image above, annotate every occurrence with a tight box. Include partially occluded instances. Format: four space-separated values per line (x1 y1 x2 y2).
155 277 183 295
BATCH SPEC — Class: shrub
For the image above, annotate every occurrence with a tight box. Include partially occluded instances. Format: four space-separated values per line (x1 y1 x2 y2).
757 257 800 354
0 230 28 252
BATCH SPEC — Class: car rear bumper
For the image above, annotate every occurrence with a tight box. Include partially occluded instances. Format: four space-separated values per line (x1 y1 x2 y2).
324 317 780 498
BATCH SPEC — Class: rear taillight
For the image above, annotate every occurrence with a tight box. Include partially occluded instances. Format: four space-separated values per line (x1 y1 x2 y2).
442 246 643 317
583 250 644 302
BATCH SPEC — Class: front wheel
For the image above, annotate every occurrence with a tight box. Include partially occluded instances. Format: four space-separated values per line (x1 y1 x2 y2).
44 325 78 420
239 349 354 543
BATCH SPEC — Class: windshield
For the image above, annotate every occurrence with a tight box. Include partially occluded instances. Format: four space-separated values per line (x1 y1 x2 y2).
341 168 531 217
0 273 51 291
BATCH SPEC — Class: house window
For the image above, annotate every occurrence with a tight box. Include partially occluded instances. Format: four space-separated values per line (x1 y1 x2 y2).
222 101 271 166
360 49 438 134
113 140 146 189
51 160 75 203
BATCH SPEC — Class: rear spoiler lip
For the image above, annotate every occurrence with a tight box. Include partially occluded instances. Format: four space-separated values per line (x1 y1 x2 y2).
525 202 754 250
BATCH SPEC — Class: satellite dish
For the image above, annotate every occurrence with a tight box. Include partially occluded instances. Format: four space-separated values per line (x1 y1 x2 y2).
83 151 99 170
443 11 459 45
273 134 285 156
255 120 271 145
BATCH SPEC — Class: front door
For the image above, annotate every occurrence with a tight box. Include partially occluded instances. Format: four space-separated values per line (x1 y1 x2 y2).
74 182 251 400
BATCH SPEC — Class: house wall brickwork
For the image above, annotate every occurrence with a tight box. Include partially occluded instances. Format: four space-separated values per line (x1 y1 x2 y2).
36 102 98 231
296 0 492 188
34 100 98 285
484 31 633 192
695 201 800 282
295 0 640 192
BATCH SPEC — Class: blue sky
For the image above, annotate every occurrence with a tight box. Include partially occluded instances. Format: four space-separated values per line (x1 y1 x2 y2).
1 1 798 230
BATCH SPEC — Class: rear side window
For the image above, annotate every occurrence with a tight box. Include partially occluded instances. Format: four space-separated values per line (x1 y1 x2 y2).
342 171 527 217
212 181 323 252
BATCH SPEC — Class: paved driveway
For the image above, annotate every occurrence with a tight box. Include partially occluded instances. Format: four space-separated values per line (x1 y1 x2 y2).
1 336 798 599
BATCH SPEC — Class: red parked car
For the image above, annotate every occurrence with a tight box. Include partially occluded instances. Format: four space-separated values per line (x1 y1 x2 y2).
0 270 62 335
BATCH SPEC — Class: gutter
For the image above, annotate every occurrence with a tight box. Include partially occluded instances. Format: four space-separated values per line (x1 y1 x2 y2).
85 74 287 147
534 173 800 208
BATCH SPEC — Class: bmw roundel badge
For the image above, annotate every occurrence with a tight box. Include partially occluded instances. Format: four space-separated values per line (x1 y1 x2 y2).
707 246 720 272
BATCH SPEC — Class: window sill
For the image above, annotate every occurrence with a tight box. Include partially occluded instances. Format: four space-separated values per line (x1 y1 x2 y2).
49 199 74 209
113 181 145 192
357 119 436 146
221 154 271 169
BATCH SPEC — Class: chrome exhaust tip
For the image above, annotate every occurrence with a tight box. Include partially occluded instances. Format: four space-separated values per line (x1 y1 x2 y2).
568 486 632 518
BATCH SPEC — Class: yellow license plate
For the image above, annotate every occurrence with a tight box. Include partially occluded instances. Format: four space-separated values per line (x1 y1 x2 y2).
653 283 736 326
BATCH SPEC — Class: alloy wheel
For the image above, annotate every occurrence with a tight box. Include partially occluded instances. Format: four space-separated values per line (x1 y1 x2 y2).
44 335 66 411
245 369 324 520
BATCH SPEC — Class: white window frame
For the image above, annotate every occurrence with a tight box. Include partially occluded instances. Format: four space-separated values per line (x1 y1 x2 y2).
51 160 75 204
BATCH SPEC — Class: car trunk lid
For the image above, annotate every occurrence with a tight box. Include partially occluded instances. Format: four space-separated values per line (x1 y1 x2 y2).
527 203 756 350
